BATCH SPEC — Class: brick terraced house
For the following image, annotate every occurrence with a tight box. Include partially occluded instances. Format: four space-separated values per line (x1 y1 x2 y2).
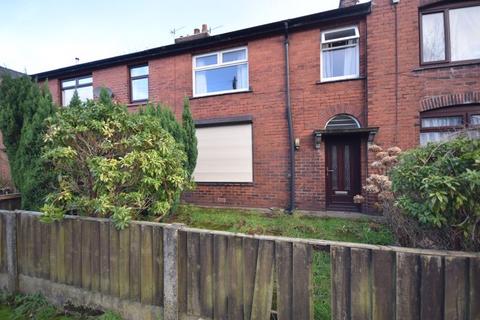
14 0 480 213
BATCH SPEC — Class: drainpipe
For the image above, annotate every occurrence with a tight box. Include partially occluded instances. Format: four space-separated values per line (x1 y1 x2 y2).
284 22 295 213
394 1 399 144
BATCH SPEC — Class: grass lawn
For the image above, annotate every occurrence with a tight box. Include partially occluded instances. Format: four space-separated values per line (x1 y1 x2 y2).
0 293 121 320
167 205 395 320
0 305 12 318
0 305 74 319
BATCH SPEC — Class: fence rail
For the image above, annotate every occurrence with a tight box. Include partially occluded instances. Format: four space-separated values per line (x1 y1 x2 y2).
0 193 21 211
0 210 478 320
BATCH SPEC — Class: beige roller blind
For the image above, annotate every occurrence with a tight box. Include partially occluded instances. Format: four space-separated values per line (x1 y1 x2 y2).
194 124 253 182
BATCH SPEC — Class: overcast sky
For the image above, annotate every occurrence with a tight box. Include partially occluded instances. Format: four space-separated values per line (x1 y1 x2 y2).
0 0 341 74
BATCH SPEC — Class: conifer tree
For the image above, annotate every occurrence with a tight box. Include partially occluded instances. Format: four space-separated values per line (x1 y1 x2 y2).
182 97 197 177
68 90 82 108
0 76 56 209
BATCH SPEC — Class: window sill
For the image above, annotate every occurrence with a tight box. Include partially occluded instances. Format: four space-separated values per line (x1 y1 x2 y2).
189 89 253 100
127 101 149 107
414 60 480 72
316 77 365 85
195 182 254 186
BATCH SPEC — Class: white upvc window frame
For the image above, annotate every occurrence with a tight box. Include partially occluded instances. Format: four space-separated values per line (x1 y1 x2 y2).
192 46 249 97
320 25 360 82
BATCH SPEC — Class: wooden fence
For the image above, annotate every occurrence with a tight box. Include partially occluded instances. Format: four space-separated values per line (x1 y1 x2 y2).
0 193 21 211
0 210 478 320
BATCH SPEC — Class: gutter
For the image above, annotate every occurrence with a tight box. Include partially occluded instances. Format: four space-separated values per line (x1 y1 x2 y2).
284 22 295 213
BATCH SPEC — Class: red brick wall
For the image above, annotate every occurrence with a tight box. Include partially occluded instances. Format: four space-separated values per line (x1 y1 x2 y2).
35 0 480 212
367 0 480 151
289 19 367 210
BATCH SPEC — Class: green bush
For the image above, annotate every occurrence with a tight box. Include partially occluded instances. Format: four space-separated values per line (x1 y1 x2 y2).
41 90 190 229
0 75 56 209
390 136 480 250
141 97 197 177
10 293 57 320
182 97 197 178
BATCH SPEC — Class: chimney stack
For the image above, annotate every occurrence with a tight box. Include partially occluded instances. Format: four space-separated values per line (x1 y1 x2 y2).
339 0 359 7
175 24 210 44
201 24 208 33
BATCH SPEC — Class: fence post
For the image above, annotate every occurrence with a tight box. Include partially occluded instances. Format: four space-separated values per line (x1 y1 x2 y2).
5 210 18 293
163 224 184 320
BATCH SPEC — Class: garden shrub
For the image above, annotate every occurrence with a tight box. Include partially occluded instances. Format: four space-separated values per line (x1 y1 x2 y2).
41 90 190 229
390 136 480 251
141 98 197 211
182 97 198 178
10 293 57 320
141 97 197 177
0 75 56 209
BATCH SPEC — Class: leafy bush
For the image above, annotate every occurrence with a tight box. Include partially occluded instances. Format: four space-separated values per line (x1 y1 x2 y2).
10 293 57 320
41 90 190 229
141 97 197 177
390 136 480 251
354 144 401 210
0 75 56 209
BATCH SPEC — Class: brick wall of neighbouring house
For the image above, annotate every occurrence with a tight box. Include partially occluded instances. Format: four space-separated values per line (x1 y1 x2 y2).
367 0 480 151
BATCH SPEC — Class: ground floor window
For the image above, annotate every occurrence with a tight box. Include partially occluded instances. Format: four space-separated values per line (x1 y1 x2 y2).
420 105 480 145
193 123 253 183
61 75 93 106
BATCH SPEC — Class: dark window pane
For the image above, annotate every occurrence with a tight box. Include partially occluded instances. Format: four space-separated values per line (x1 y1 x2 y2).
130 66 148 77
324 28 356 41
222 49 246 63
131 78 148 101
196 54 217 67
344 145 350 191
326 115 360 130
331 145 337 190
422 13 446 62
449 6 480 61
195 64 248 95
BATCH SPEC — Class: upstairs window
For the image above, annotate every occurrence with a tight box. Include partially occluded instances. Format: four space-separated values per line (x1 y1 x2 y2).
421 4 480 64
61 75 93 106
130 65 149 102
321 26 359 82
420 105 480 145
193 47 249 97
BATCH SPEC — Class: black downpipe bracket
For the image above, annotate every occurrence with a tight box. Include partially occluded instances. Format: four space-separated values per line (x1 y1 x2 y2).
284 22 296 213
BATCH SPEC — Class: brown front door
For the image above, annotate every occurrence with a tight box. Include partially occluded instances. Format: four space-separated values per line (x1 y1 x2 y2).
325 136 361 211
